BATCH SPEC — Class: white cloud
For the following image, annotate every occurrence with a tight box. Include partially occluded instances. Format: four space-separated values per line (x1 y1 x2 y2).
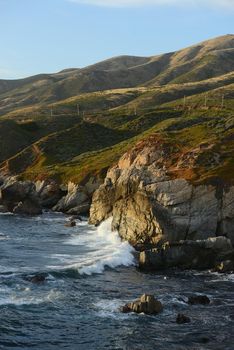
68 0 234 9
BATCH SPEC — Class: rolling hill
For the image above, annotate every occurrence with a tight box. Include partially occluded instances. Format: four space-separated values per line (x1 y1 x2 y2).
0 34 233 185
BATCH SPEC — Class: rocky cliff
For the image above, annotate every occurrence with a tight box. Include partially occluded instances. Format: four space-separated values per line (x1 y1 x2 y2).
89 135 234 270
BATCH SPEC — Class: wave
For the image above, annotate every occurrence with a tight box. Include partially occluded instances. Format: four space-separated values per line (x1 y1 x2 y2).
48 217 136 276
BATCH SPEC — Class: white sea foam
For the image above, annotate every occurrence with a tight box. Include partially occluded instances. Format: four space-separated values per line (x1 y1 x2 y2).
0 288 61 306
0 232 9 240
93 299 127 319
48 217 136 275
75 217 136 275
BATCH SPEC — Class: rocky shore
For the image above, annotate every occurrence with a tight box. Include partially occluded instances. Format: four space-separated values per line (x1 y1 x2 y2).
89 137 234 272
0 177 94 217
1 136 234 273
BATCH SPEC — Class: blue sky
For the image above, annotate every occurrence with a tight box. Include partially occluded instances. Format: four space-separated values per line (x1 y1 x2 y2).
0 0 233 79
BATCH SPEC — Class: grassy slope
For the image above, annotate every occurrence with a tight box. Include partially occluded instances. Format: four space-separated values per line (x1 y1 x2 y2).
0 35 233 185
1 35 234 116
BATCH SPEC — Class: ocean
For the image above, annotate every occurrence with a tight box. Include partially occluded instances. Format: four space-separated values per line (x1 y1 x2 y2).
0 212 233 350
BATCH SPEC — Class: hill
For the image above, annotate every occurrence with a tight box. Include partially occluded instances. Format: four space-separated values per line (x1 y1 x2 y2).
0 34 233 186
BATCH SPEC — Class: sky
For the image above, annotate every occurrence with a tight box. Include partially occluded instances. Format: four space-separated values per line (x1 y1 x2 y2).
0 0 233 79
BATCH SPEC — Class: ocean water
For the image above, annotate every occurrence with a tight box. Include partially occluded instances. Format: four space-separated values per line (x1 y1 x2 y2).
0 212 233 350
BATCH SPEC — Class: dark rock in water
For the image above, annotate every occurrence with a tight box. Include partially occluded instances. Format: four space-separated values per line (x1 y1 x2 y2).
120 294 163 315
188 295 210 305
139 237 233 271
176 313 191 324
65 220 76 227
215 260 234 273
26 274 46 284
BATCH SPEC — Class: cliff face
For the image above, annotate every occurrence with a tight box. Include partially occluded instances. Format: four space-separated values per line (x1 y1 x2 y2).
89 135 234 250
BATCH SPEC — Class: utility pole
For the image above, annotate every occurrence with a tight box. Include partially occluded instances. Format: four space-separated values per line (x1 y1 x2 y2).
134 105 137 116
221 94 225 109
204 93 208 108
77 104 80 116
50 107 53 118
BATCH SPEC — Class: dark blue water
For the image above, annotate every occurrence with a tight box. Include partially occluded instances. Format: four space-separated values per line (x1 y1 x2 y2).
0 213 233 350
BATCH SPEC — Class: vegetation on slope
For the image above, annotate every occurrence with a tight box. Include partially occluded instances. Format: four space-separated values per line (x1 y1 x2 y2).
0 35 233 185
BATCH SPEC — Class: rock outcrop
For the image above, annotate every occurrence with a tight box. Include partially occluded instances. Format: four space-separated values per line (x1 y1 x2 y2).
0 177 42 215
139 237 233 270
53 178 101 215
89 136 234 270
121 294 163 315
36 180 65 209
53 182 90 215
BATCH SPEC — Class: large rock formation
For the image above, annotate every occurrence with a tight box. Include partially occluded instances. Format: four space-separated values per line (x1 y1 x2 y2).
89 136 234 269
139 237 233 270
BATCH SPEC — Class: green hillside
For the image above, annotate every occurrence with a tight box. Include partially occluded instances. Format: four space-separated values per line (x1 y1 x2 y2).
0 35 233 185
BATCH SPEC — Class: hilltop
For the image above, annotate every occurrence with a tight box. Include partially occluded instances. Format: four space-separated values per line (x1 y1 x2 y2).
0 34 233 186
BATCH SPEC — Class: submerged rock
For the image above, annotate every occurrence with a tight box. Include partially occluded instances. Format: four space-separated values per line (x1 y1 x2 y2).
120 294 163 315
176 313 191 324
26 274 46 284
188 295 210 305
65 220 76 227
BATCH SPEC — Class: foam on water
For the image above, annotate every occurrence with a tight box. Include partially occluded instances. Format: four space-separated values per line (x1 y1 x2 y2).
48 217 136 275
0 233 9 240
0 285 61 306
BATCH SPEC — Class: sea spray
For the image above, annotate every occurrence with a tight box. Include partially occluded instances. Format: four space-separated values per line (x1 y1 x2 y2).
78 217 136 275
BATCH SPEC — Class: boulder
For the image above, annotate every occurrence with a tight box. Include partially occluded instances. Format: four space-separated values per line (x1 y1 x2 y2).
188 295 210 305
120 294 163 315
176 313 191 324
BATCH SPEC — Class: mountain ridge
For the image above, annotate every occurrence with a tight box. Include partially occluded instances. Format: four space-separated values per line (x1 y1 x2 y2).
0 34 233 186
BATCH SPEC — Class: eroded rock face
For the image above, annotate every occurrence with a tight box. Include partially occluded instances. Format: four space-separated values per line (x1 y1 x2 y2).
139 237 233 271
90 139 234 248
53 182 91 215
36 180 64 209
